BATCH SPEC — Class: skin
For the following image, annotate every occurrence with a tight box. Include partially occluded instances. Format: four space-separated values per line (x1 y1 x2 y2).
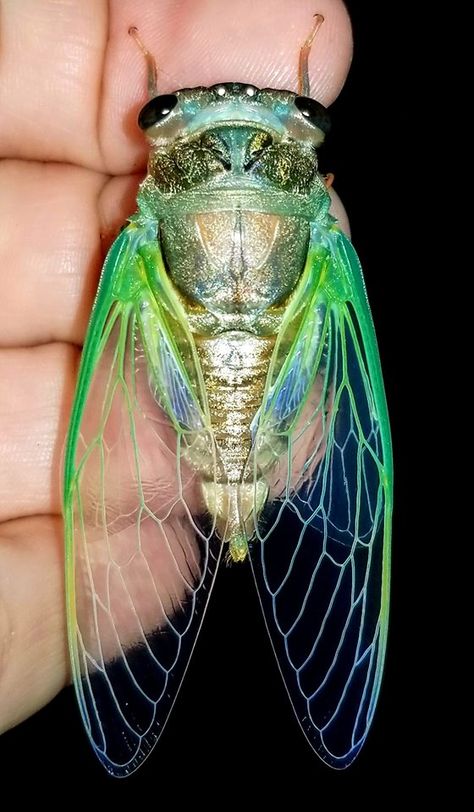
0 0 352 733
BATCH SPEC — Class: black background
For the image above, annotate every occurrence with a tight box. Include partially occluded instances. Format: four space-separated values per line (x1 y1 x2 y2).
1 2 421 799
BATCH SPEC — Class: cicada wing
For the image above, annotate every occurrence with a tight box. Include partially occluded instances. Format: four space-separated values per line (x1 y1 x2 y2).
64 222 222 776
248 224 392 768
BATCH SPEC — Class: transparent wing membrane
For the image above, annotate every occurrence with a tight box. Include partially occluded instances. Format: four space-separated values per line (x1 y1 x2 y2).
249 228 392 768
64 226 222 775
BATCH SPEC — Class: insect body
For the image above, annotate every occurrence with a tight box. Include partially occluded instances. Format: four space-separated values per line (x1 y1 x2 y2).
63 49 392 776
142 83 334 565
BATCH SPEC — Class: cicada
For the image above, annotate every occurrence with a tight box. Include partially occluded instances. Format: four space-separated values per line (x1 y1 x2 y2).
63 18 392 776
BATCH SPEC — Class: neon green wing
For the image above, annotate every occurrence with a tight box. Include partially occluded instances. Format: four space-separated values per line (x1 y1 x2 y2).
63 220 222 776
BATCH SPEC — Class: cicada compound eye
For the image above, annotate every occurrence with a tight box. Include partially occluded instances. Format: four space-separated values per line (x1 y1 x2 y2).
294 96 331 134
138 93 178 130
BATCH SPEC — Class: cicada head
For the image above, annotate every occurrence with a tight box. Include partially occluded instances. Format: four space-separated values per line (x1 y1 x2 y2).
138 83 330 199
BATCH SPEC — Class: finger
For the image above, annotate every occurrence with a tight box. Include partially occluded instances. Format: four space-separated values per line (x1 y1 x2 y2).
104 0 353 173
329 189 351 236
0 0 108 168
0 160 139 348
0 516 67 732
0 343 77 522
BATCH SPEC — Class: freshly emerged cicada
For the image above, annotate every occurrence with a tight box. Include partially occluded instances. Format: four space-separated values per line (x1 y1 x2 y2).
63 18 392 776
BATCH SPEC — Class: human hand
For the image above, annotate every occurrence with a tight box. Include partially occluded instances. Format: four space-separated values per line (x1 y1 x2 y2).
0 0 352 733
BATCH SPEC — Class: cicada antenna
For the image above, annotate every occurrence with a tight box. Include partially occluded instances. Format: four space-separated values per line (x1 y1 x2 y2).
129 26 158 99
298 13 324 97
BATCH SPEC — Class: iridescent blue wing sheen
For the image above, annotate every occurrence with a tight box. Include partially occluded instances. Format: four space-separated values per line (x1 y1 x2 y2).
64 220 222 776
249 223 392 768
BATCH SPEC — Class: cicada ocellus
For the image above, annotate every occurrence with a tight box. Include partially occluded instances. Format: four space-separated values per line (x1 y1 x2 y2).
63 17 392 776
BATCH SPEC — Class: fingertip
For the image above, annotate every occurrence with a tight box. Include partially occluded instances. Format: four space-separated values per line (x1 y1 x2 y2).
329 187 351 237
